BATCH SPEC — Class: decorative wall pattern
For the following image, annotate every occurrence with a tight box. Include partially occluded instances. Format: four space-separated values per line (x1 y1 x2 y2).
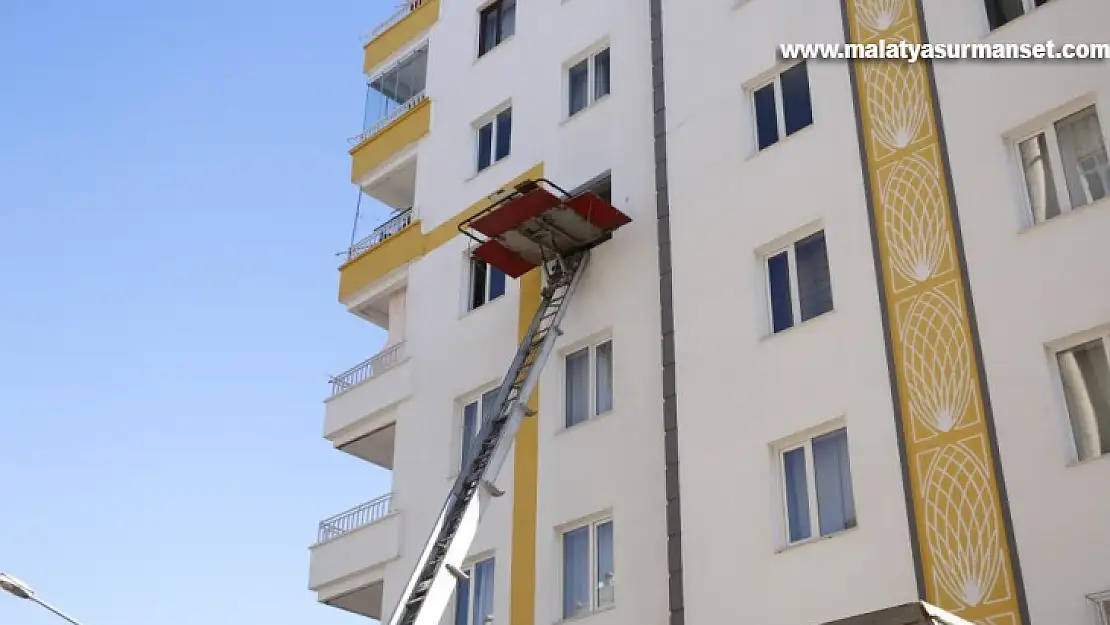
840 0 1026 622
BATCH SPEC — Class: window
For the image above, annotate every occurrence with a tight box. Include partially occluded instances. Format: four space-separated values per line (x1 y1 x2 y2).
461 388 501 470
753 61 813 151
765 229 833 334
1055 334 1110 463
562 519 614 619
565 339 614 427
568 47 611 117
1099 596 1110 625
778 427 857 545
477 107 513 173
1016 104 1108 225
478 0 515 56
468 257 507 311
455 557 495 625
985 0 1050 30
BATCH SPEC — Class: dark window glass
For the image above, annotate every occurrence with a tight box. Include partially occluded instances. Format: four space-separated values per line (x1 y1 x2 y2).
754 83 779 150
569 60 589 116
985 0 1026 29
781 62 813 136
500 0 516 39
471 259 488 309
488 266 506 301
594 48 611 98
477 122 493 171
767 251 793 333
795 230 833 322
478 0 514 56
495 108 512 161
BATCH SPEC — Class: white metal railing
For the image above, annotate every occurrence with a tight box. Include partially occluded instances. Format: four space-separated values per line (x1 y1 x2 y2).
360 0 432 44
348 91 427 147
328 342 407 398
346 208 413 261
316 493 393 543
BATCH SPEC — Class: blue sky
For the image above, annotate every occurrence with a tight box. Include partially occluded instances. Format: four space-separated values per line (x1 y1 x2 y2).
0 2 398 624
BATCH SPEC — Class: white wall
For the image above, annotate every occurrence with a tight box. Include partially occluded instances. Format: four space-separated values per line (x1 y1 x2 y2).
662 0 1110 624
660 0 923 623
925 0 1110 622
369 0 670 624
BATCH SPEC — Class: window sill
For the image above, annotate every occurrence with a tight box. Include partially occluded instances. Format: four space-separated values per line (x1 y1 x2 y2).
1065 448 1110 470
465 154 513 184
555 603 616 625
560 94 612 127
555 408 616 437
981 2 1055 42
759 308 835 343
458 293 509 321
474 35 516 65
1016 195 1110 235
745 122 815 161
775 524 859 554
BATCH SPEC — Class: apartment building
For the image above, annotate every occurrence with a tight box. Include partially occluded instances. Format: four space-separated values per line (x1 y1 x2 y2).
307 0 1110 624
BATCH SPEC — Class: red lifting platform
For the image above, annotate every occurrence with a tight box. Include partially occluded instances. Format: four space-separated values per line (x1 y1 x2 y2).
458 178 632 278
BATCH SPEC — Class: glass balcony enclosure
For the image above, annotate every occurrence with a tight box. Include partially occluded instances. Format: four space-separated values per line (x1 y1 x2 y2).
352 44 429 146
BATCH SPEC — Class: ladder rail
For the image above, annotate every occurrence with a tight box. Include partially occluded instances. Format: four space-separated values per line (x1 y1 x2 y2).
384 250 590 625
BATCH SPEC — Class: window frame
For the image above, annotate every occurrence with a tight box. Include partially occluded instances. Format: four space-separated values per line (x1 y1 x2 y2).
1050 330 1110 465
474 105 513 174
1012 101 1108 227
477 0 515 57
454 555 496 625
560 516 615 619
749 60 812 152
565 44 612 119
563 337 615 429
762 226 833 335
984 0 1050 31
466 255 507 312
460 387 501 471
774 423 857 548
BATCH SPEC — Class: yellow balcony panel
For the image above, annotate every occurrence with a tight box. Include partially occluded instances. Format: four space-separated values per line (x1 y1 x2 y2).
362 0 439 75
339 219 424 304
350 98 431 183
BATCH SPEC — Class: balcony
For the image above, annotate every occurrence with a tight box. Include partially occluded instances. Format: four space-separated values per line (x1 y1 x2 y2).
339 209 423 308
361 0 439 76
350 44 431 183
309 493 400 619
324 343 412 467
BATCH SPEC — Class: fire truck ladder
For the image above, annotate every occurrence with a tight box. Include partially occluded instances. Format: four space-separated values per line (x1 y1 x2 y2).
384 178 632 625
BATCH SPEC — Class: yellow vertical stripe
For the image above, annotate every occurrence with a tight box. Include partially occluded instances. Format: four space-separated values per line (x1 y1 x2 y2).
510 269 541 625
842 2 1024 623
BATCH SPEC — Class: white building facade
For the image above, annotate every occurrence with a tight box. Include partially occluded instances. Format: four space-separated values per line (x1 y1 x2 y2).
309 0 1110 624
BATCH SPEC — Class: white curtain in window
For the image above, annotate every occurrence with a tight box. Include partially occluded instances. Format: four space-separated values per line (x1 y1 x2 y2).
595 521 615 608
1058 340 1110 462
461 402 478 470
455 576 470 625
783 447 811 542
565 349 590 426
1019 133 1061 222
472 559 495 625
1055 107 1109 207
562 527 590 619
812 428 856 536
595 342 613 414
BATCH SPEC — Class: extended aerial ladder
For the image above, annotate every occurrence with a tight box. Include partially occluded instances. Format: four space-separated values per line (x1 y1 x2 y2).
384 178 632 625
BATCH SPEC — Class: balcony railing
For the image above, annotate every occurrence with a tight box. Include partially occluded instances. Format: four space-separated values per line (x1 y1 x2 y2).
346 209 413 261
329 342 406 397
317 493 393 543
361 0 432 44
348 91 427 148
